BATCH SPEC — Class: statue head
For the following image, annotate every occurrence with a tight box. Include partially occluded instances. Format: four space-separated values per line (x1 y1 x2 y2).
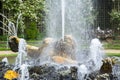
100 57 117 74
64 35 73 43
42 38 53 45
8 36 20 52
54 35 76 59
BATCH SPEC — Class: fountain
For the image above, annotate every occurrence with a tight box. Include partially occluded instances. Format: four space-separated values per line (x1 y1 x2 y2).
1 0 120 80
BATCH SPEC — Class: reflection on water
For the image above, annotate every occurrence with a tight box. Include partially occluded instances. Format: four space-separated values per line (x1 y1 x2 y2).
0 56 17 64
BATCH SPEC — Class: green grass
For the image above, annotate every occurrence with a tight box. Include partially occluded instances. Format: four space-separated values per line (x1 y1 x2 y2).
104 44 120 50
0 53 17 57
0 41 10 50
0 48 10 51
106 53 120 57
103 40 120 50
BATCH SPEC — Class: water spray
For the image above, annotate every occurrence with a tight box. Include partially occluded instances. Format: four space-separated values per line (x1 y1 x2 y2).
61 0 65 41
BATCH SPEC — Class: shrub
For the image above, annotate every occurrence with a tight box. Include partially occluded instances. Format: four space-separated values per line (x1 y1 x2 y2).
25 21 39 40
0 35 7 41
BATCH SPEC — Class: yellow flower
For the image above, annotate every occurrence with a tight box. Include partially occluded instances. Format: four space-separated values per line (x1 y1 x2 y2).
4 70 19 80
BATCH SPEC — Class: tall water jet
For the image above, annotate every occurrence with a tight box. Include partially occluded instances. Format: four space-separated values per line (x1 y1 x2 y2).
45 0 94 61
61 0 65 40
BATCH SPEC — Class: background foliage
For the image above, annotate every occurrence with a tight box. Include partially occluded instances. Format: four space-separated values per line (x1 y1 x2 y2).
1 0 45 40
110 9 120 29
25 21 39 39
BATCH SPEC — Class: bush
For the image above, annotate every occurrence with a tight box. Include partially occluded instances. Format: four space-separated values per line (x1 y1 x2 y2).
0 35 7 41
25 21 39 40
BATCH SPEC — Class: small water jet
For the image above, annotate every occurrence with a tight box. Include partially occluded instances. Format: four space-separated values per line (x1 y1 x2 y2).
14 38 27 68
0 13 22 37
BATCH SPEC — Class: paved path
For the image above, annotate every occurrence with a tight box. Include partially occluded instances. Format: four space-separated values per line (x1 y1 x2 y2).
105 49 120 54
0 49 119 55
0 51 17 55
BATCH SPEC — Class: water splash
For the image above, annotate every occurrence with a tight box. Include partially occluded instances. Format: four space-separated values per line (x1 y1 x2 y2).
78 64 88 80
20 64 29 80
13 39 29 80
14 39 27 69
89 38 104 70
2 57 9 65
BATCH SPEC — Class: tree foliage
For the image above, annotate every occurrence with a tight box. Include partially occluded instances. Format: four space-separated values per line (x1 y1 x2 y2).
2 0 45 39
110 9 120 23
109 0 120 29
2 0 45 21
25 21 39 39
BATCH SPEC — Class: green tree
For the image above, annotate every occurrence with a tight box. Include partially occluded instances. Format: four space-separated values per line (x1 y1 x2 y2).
110 9 120 27
25 21 39 39
109 0 120 30
2 0 45 39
